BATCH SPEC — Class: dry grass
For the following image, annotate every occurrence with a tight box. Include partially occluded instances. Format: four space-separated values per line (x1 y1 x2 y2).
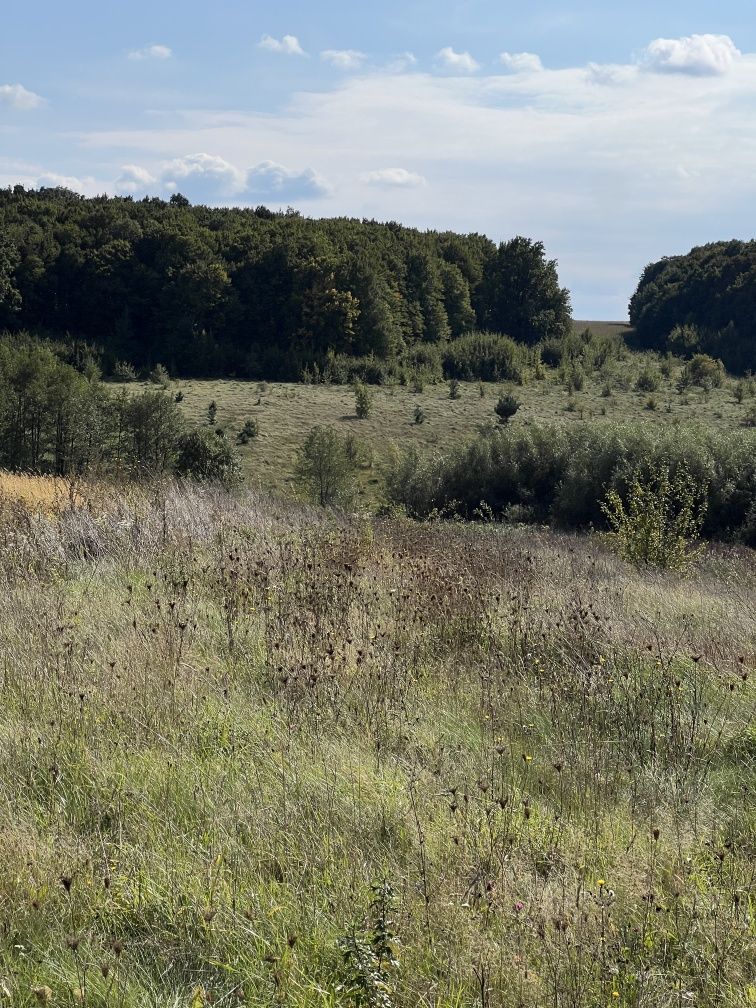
0 482 753 1007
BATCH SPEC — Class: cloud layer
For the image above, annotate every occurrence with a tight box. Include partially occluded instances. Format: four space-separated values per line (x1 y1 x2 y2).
321 49 366 70
360 168 426 188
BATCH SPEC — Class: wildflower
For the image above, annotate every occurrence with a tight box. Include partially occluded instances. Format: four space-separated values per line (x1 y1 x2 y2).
597 879 606 888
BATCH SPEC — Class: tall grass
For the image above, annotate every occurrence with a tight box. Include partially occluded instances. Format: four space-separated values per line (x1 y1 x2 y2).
0 479 753 1007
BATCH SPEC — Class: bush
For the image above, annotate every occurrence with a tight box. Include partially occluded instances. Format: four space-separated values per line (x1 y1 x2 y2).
294 426 358 507
353 382 372 419
678 354 724 389
494 392 520 423
443 331 524 382
113 360 137 382
636 365 661 392
174 429 243 488
236 419 259 444
149 363 171 387
602 464 705 569
383 422 756 543
449 378 461 400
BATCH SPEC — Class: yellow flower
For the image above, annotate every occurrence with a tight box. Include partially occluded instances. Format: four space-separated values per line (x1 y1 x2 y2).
597 879 606 887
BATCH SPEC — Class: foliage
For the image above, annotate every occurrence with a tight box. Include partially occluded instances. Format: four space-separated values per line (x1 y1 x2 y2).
236 418 259 444
0 187 574 381
354 381 373 419
384 421 756 544
678 354 725 389
337 883 400 1008
601 464 705 569
174 429 243 488
293 425 358 506
494 392 520 423
629 240 756 372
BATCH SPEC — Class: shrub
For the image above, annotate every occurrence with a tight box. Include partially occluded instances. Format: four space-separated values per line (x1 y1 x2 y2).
113 360 137 382
601 464 705 569
636 365 661 392
149 363 171 387
413 405 425 425
494 392 520 423
443 331 524 382
174 429 243 488
449 378 461 400
678 354 724 389
353 381 372 419
236 419 259 444
207 400 217 424
294 426 358 507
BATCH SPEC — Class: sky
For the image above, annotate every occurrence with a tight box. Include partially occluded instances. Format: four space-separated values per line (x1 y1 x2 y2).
2 1 756 319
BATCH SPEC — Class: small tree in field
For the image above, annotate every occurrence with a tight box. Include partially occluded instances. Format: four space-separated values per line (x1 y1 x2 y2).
353 382 372 419
294 426 357 507
494 392 520 423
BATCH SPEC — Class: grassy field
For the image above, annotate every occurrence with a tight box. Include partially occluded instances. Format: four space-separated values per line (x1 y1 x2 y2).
119 324 754 501
0 479 753 1007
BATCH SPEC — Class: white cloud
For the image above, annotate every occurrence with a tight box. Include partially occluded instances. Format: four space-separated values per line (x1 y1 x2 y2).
641 33 741 76
115 164 157 193
500 52 543 74
258 34 306 56
114 153 330 203
321 49 367 71
245 160 331 199
436 46 479 73
361 168 426 188
128 44 173 61
0 84 45 110
386 52 417 73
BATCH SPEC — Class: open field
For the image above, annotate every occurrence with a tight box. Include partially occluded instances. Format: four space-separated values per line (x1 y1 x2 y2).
0 480 753 1007
118 324 754 500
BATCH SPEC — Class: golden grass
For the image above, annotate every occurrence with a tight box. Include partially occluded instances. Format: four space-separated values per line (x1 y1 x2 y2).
0 471 80 511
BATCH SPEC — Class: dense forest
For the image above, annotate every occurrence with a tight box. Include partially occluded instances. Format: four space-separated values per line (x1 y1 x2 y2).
0 187 571 380
629 240 756 373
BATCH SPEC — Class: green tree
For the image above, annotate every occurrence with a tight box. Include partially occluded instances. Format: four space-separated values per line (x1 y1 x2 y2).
294 426 358 507
481 237 571 344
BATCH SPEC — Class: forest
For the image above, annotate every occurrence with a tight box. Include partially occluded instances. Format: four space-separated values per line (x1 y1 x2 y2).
629 240 756 372
0 186 571 380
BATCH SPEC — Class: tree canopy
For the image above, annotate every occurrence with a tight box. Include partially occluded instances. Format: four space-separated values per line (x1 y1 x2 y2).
0 186 572 380
629 240 756 373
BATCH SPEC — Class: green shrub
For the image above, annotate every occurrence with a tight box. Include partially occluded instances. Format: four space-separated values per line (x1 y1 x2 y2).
443 331 524 382
494 392 520 423
601 464 705 569
294 426 358 507
353 381 373 419
174 429 243 487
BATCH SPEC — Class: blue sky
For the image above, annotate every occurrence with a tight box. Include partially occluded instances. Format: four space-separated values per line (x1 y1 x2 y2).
2 1 756 318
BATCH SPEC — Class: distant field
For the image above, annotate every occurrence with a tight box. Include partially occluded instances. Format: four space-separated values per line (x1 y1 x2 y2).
119 325 750 501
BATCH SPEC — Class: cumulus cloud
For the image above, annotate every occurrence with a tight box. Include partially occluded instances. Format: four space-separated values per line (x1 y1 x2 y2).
113 153 330 203
500 52 543 73
436 46 479 73
258 34 306 56
321 49 367 71
128 44 173 61
115 164 157 193
0 84 45 110
641 33 741 76
245 160 331 199
360 168 426 188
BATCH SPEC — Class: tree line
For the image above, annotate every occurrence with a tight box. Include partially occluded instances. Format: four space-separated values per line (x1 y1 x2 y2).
0 187 571 380
629 240 756 373
0 333 240 483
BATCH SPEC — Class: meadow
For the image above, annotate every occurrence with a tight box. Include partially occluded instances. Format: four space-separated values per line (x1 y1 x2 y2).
119 325 755 501
0 478 753 1007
